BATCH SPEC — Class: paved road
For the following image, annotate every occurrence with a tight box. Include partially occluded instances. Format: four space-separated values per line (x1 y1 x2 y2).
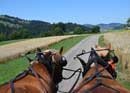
58 35 100 93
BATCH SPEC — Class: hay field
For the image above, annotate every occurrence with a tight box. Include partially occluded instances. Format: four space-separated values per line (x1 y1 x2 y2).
0 35 79 63
103 30 130 82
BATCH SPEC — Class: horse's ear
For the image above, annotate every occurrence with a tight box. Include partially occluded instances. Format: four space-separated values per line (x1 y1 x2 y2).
59 46 64 55
106 43 111 49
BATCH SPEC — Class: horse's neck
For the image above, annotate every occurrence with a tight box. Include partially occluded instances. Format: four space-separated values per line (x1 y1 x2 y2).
32 63 51 79
84 64 111 78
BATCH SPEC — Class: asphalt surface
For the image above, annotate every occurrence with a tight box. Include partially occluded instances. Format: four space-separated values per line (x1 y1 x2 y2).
58 35 100 93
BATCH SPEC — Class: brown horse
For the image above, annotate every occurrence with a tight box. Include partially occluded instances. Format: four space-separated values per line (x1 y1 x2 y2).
73 44 130 93
0 47 67 93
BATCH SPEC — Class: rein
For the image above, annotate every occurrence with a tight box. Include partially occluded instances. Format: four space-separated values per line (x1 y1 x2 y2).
58 68 82 93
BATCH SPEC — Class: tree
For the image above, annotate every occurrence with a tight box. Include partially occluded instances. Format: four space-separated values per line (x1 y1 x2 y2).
52 27 64 35
50 22 65 35
73 26 85 34
57 22 66 32
91 26 100 33
0 33 6 41
40 31 53 37
9 29 31 40
127 18 130 27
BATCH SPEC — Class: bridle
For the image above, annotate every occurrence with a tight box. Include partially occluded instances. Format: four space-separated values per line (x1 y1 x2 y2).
73 48 120 93
100 49 118 63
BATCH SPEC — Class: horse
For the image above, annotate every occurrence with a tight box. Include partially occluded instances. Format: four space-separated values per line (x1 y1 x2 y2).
0 47 67 93
72 44 130 93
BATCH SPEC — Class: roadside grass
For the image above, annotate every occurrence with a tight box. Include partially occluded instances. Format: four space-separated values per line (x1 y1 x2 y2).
0 35 87 85
121 81 130 90
98 35 130 90
0 39 25 46
48 36 87 53
98 35 106 47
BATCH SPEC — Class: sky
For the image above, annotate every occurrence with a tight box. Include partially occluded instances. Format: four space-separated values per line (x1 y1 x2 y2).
0 0 130 24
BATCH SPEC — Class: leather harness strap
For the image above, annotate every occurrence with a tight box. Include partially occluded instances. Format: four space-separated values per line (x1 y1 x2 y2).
10 80 15 93
9 66 49 93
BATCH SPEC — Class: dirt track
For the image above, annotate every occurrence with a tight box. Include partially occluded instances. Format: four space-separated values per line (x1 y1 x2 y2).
0 35 78 63
58 35 99 92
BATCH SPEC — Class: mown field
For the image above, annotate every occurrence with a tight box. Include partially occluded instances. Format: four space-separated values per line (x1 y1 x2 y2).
0 39 26 46
99 30 130 90
0 35 80 63
0 35 87 85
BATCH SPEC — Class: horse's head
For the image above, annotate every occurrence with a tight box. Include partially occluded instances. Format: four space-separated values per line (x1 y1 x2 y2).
73 45 130 93
35 47 67 84
95 43 118 63
76 43 118 77
43 47 67 67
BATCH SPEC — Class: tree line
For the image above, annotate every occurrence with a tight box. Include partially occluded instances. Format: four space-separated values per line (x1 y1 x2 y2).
0 15 100 41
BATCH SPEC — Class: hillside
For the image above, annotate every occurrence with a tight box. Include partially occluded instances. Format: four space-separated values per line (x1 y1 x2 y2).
97 23 125 31
0 15 51 36
84 23 125 32
0 15 91 41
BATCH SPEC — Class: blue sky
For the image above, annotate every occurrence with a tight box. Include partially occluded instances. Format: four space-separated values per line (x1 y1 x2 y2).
0 0 130 24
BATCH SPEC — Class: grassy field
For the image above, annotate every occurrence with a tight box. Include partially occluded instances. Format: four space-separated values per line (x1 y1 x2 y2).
0 35 79 63
0 35 87 85
99 31 130 90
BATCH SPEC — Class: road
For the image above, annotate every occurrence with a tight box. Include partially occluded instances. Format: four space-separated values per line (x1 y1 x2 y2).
58 35 99 93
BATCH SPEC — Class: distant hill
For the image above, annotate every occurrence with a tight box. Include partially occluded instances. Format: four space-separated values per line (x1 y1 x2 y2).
84 24 95 28
84 23 125 32
97 23 125 31
0 15 51 36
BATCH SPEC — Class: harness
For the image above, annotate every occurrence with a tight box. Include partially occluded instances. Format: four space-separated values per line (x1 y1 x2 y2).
10 65 49 93
73 48 120 93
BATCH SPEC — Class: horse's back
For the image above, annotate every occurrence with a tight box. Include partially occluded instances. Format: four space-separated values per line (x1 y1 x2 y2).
0 64 54 93
74 78 130 93
0 80 52 93
0 84 39 93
